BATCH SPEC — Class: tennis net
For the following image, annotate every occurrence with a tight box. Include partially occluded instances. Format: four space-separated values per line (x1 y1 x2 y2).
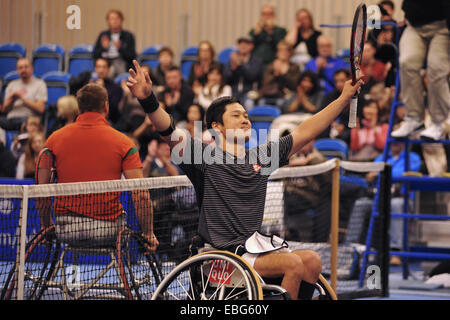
0 159 390 300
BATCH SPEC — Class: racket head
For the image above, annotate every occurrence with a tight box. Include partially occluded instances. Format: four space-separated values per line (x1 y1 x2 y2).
35 147 57 184
349 3 367 85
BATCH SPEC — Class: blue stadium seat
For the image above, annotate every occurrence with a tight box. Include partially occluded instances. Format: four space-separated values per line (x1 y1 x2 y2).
180 46 198 80
68 44 94 77
1 70 20 102
5 130 19 150
42 71 71 132
115 73 130 84
247 105 281 147
139 45 162 69
42 71 71 107
314 138 348 160
336 48 350 64
217 46 237 65
32 43 65 78
0 43 26 78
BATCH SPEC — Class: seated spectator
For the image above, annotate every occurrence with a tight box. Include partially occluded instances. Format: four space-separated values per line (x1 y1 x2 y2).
364 141 421 264
151 46 176 91
46 95 79 137
350 100 389 162
0 140 16 178
142 138 182 177
284 139 332 242
178 104 206 139
285 70 323 114
258 40 300 109
285 8 322 69
316 69 352 143
158 66 195 123
249 4 287 65
187 40 222 94
10 115 43 160
93 9 137 78
196 64 232 110
115 65 150 134
223 36 263 111
69 58 123 126
0 58 47 131
361 40 387 84
16 131 45 179
304 35 348 95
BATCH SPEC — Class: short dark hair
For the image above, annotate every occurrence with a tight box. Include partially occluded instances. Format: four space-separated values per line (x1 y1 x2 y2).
95 57 111 68
205 96 241 130
334 68 350 78
76 83 108 113
158 46 174 58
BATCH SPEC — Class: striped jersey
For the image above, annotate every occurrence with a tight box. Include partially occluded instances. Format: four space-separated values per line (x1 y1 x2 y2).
178 134 293 249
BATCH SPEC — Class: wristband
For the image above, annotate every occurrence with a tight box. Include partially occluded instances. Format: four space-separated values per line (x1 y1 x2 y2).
158 115 176 137
138 92 160 114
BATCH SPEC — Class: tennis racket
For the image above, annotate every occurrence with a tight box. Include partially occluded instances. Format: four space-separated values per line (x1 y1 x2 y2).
348 3 367 128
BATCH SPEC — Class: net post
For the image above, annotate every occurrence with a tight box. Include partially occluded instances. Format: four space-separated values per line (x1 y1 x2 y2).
15 185 29 300
378 163 392 298
330 159 340 293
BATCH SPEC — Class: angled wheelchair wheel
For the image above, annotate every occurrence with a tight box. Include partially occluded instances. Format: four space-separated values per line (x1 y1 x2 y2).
1 226 61 300
116 228 164 300
313 274 338 300
151 250 263 300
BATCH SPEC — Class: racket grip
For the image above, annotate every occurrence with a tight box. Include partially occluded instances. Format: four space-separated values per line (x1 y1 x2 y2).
348 97 358 128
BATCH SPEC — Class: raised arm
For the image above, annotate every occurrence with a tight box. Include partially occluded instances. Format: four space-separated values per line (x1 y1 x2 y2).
288 79 363 158
126 60 187 152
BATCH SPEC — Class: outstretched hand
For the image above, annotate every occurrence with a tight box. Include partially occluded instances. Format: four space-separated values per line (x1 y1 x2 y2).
126 60 153 100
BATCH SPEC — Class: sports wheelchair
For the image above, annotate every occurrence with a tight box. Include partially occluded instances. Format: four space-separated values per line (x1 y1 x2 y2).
151 238 337 300
1 225 163 300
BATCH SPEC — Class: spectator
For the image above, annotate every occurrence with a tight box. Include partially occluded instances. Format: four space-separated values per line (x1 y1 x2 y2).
365 142 421 265
285 8 322 68
361 40 387 84
304 35 349 95
115 65 150 134
16 131 45 179
151 46 176 91
249 4 287 65
223 36 263 111
284 139 332 242
69 58 123 126
258 40 300 109
196 64 232 110
0 58 47 131
286 70 323 114
158 66 195 123
391 0 450 141
350 100 389 161
316 69 352 143
0 140 16 178
46 95 79 137
10 115 43 160
179 104 206 140
187 40 222 94
143 138 181 177
93 9 137 78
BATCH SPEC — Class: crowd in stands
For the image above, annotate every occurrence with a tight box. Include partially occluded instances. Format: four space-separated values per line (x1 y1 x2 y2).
0 1 449 182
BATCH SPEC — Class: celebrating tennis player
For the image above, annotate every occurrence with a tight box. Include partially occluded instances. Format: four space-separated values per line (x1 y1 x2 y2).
127 59 362 300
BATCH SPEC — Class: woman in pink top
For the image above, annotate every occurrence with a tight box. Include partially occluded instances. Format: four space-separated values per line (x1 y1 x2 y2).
350 100 389 161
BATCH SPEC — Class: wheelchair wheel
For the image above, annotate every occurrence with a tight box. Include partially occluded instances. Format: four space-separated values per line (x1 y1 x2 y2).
1 226 61 300
313 274 338 300
151 250 263 300
116 228 164 300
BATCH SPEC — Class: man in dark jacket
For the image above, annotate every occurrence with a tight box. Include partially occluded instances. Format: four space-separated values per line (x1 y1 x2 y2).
93 9 137 78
